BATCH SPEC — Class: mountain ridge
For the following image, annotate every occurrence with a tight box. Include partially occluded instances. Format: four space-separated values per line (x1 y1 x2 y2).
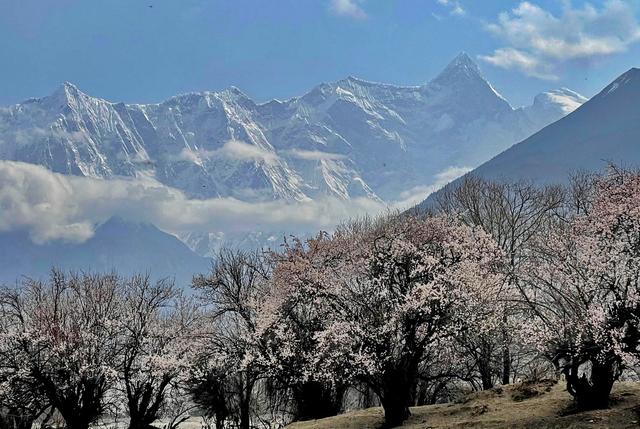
0 53 588 259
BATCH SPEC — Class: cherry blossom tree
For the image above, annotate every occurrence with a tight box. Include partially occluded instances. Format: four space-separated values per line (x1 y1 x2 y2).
256 233 350 422
0 290 50 429
260 214 504 427
521 169 640 409
0 270 122 429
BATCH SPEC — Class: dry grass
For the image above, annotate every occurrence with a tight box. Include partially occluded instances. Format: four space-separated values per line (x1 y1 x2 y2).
286 381 640 429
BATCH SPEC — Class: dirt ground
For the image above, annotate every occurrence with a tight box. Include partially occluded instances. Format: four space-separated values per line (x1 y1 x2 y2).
287 381 640 429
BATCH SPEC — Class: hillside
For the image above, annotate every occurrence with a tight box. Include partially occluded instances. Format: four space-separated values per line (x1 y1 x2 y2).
287 382 640 429
0 217 210 287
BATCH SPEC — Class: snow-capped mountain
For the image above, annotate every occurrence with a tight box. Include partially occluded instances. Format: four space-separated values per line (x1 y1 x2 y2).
419 68 640 209
0 53 585 207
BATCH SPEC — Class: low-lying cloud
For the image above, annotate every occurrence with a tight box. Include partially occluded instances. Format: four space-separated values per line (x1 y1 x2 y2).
393 165 471 209
0 161 467 245
0 161 384 244
178 140 279 165
285 149 347 161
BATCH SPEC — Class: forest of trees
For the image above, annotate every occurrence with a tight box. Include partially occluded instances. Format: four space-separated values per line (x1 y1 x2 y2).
1 167 639 429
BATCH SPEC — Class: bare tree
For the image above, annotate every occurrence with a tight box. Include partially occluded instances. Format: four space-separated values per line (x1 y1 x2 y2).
436 176 564 386
117 275 198 429
192 249 271 429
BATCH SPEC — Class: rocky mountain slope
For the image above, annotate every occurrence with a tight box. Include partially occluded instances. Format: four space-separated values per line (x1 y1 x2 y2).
0 53 587 268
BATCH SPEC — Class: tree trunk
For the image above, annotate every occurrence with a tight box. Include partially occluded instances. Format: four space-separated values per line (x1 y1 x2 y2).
238 375 255 429
501 346 510 385
478 346 494 390
215 413 226 429
380 389 411 428
294 380 344 421
565 357 619 410
239 399 250 429
63 419 93 429
128 418 156 429
501 313 510 386
379 365 417 428
481 370 494 390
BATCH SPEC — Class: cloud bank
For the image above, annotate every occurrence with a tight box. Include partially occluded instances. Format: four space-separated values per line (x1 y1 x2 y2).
0 160 384 244
393 165 471 208
0 161 468 245
285 149 347 161
480 1 640 80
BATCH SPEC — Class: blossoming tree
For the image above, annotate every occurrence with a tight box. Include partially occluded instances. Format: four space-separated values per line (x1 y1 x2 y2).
260 214 505 427
521 170 640 409
0 271 122 429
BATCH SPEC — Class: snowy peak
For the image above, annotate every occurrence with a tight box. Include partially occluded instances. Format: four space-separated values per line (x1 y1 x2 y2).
47 81 88 106
420 66 640 210
431 52 485 87
524 87 588 123
533 88 587 111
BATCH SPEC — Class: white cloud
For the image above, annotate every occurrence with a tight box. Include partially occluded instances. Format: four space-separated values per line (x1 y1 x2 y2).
478 48 558 81
0 161 471 245
219 139 279 163
436 0 465 16
330 0 367 20
480 1 640 79
176 147 217 165
0 161 384 244
177 139 279 165
285 149 347 161
392 165 471 209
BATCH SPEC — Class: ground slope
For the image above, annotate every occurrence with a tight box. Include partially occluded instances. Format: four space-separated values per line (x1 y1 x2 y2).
287 382 640 429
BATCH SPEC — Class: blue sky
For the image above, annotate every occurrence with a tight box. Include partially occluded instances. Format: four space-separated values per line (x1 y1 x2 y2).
1 0 640 107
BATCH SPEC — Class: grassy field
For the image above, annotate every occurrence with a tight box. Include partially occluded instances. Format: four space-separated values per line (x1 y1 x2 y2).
287 381 640 429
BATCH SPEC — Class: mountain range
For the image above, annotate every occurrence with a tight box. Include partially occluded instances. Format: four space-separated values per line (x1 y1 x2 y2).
0 53 591 283
0 53 584 205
